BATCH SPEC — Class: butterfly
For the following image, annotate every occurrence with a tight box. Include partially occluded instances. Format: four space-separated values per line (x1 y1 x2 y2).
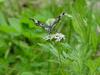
29 12 66 34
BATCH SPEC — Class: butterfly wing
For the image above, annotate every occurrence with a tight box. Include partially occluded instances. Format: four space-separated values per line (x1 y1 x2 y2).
30 12 65 34
30 18 51 33
29 18 45 28
50 12 66 28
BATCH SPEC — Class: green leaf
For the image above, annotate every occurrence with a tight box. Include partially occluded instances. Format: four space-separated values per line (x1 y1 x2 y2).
0 12 7 25
21 72 33 75
8 18 22 33
0 0 4 3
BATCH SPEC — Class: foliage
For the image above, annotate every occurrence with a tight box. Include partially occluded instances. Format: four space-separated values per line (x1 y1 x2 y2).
0 0 100 75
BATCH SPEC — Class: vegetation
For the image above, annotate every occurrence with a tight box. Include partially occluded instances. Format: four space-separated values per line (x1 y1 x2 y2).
0 0 100 75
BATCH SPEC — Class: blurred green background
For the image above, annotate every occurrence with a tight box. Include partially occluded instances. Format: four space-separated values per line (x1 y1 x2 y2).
0 0 100 75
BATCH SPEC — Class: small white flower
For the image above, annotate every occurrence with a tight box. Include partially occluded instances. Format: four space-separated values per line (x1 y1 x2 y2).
54 33 65 42
44 33 65 42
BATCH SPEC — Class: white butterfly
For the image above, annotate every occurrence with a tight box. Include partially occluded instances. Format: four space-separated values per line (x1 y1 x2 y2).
30 12 66 34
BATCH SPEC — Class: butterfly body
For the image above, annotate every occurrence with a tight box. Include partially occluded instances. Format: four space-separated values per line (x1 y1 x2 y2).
30 12 66 34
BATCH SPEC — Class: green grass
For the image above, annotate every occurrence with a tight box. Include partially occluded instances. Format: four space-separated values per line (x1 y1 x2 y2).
0 0 100 75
